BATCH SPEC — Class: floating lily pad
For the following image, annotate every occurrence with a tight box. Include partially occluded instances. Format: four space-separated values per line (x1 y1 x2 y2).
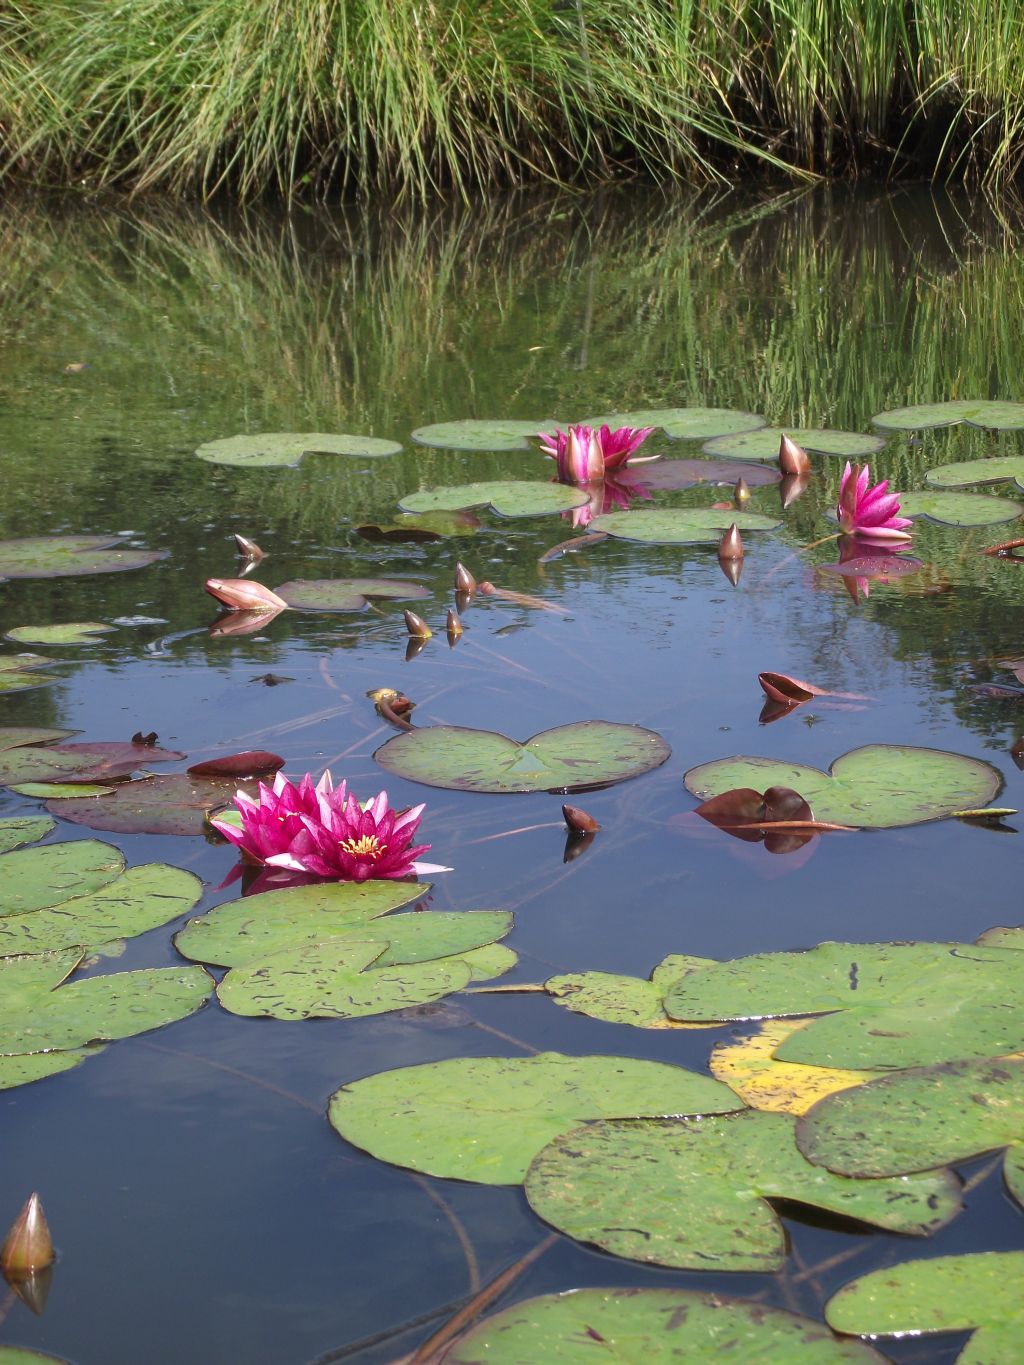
196 431 401 467
702 428 886 461
926 454 1024 491
897 491 1024 526
50 774 256 836
354 512 482 542
872 400 1024 430
6 622 115 645
0 962 212 1054
459 942 518 980
711 1019 874 1115
448 1288 885 1363
818 552 921 582
0 536 166 578
11 782 116 798
0 1348 75 1364
0 815 55 853
588 508 782 543
798 1056 1024 1209
826 1251 1024 1362
545 954 717 1029
217 939 472 1020
0 738 184 787
0 1048 98 1090
375 720 670 794
664 939 1024 1069
584 408 766 440
684 744 1001 828
273 578 429 611
399 481 589 518
0 727 77 751
0 839 125 917
328 1052 738 1185
524 1109 958 1272
0 864 202 956
410 419 560 451
631 459 780 490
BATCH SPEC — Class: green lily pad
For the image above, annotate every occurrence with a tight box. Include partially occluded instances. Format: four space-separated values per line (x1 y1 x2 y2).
399 481 590 518
584 408 766 440
797 1056 1024 1210
524 1109 959 1272
173 879 426 965
0 864 202 955
195 431 401 467
664 939 1024 1069
0 1047 98 1090
0 1349 75 1364
272 578 429 611
588 509 782 543
0 738 184 787
0 665 57 692
11 782 116 798
0 963 212 1054
926 454 1024 491
827 1252 1024 1363
375 720 671 794
216 939 472 1020
684 743 1001 828
898 490 1024 526
328 1052 739 1185
458 942 518 981
0 727 77 751
49 774 256 836
447 1287 886 1363
0 536 166 578
0 839 125 917
410 419 560 451
872 400 1024 430
0 815 55 852
6 622 115 645
702 427 886 461
354 512 482 542
546 954 717 1029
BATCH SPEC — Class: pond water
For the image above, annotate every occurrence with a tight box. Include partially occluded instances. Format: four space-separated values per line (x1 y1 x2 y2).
1 185 1024 1363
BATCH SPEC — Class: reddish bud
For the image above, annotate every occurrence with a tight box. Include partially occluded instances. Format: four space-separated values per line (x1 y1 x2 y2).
1 1195 54 1276
778 433 811 477
204 579 287 612
718 524 745 561
233 533 265 560
454 562 476 594
403 610 433 639
733 477 751 506
446 609 463 644
563 803 601 833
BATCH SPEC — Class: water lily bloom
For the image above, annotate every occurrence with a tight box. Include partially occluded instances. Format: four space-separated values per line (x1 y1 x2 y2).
209 770 448 881
836 462 913 541
537 423 656 483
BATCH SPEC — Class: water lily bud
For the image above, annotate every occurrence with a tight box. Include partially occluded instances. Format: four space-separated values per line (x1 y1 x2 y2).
446 609 463 644
563 803 600 833
733 477 751 506
403 610 433 639
454 590 472 615
454 562 476 594
8 1265 52 1315
718 524 745 561
405 637 429 662
778 433 811 477
205 578 288 612
233 533 265 560
1 1195 54 1276
780 471 810 509
719 556 743 587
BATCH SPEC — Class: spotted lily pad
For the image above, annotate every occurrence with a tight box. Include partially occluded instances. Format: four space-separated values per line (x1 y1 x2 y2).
872 400 1024 430
684 743 1001 828
0 839 125 917
6 622 115 645
195 431 401 467
272 578 429 611
328 1052 739 1184
399 481 589 518
588 508 781 543
448 1288 885 1363
0 536 166 578
545 954 717 1029
926 454 1024 492
897 490 1024 526
11 782 116 798
375 721 670 794
664 938 1024 1069
711 1019 875 1115
0 727 77 750
797 1056 1024 1209
49 774 256 836
0 815 55 853
410 419 561 451
0 1048 99 1090
702 428 886 461
584 408 766 440
524 1109 959 1272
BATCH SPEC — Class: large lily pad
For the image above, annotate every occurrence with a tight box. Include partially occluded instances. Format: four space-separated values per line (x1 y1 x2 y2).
49 774 256 836
926 454 1024 491
328 1052 739 1184
375 721 671 794
0 815 55 853
399 481 589 518
0 536 166 578
584 408 766 440
664 939 1024 1069
0 864 202 955
195 431 401 467
545 954 717 1029
0 839 125 917
797 1056 1024 1208
872 400 1024 430
702 428 885 461
826 1251 1024 1363
588 508 781 543
448 1288 885 1363
0 738 184 787
0 1048 98 1090
898 490 1024 526
6 622 115 645
0 667 56 693
684 743 1001 828
272 578 429 611
410 419 560 451
524 1109 959 1272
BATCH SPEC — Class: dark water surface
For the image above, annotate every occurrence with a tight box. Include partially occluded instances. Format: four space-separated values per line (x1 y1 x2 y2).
1 185 1023 1362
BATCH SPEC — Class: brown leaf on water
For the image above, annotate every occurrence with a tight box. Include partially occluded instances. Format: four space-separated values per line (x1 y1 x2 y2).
758 671 869 706
693 785 853 855
983 537 1024 558
131 730 158 746
188 751 284 779
969 682 1024 699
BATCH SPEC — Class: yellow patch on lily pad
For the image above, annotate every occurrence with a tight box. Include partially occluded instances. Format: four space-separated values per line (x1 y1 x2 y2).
710 1018 875 1115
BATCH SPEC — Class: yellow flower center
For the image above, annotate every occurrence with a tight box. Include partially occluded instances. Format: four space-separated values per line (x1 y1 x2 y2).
340 834 386 860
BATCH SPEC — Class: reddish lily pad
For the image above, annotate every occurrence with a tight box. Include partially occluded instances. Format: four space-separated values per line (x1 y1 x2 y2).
628 459 780 490
585 408 766 440
703 427 886 461
48 774 257 836
872 400 1024 430
195 431 401 467
187 751 284 779
818 552 922 581
410 419 561 451
0 536 167 578
399 481 590 518
0 739 184 787
273 578 429 611
375 721 671 794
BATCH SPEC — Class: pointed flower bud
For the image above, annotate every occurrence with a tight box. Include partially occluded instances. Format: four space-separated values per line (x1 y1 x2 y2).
718 524 745 561
446 609 463 643
563 803 601 833
233 533 265 560
2 1194 54 1275
454 562 476 594
779 433 812 477
403 610 433 638
205 579 288 612
733 477 751 506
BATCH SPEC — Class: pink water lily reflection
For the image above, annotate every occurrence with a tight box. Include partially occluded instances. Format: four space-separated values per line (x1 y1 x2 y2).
564 471 655 528
538 423 656 483
836 462 913 541
209 770 449 882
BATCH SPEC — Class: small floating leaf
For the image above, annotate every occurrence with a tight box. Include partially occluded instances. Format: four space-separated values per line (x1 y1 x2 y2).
703 427 886 461
588 508 781 544
187 751 284 779
354 512 481 542
49 774 256 836
926 453 1024 491
10 782 116 798
196 431 401 467
272 578 429 611
6 623 114 645
584 407 765 440
0 728 77 752
0 817 55 853
0 536 166 578
546 954 717 1030
399 481 589 519
410 419 561 451
873 400 1024 430
898 490 1024 526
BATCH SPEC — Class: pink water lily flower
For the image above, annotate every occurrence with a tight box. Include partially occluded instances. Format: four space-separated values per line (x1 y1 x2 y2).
537 423 656 483
836 462 913 541
209 770 449 882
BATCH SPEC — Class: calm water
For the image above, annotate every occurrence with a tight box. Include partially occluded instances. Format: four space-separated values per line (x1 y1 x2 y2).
1 185 1023 1362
